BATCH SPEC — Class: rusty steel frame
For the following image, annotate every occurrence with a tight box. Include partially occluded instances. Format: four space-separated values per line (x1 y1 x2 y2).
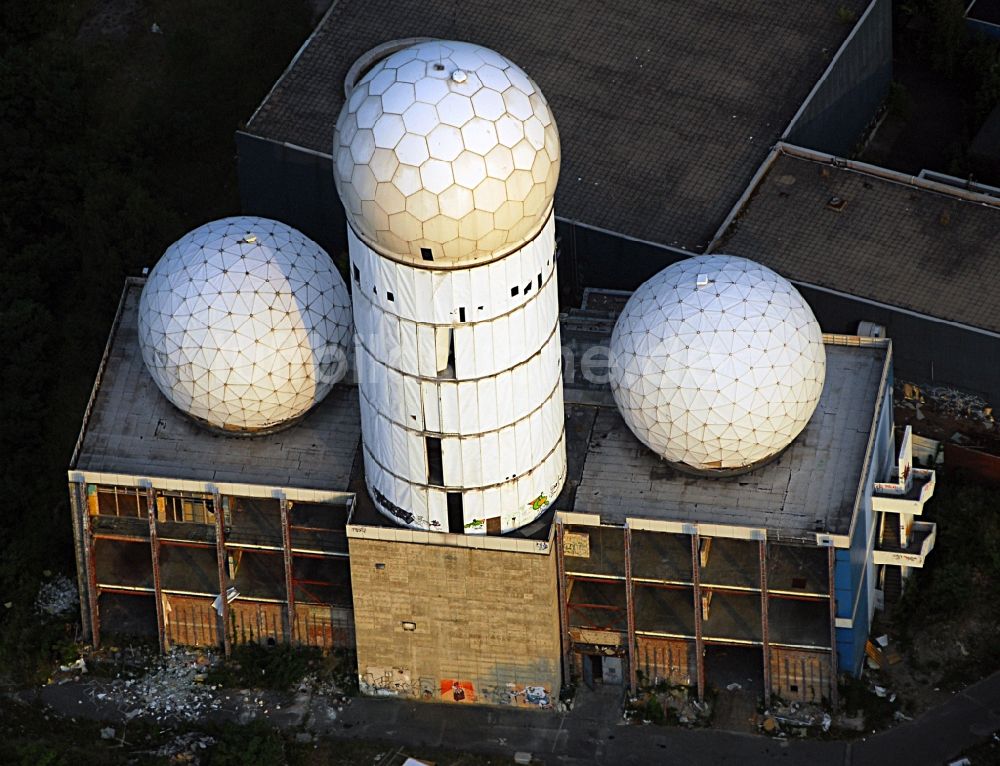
555 521 572 687
690 532 706 701
146 487 167 654
213 492 232 656
624 526 637 693
92 533 150 544
759 539 771 706
828 546 840 709
280 497 296 644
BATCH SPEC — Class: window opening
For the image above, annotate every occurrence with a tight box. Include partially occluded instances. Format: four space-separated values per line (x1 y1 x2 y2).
447 492 464 532
426 437 444 485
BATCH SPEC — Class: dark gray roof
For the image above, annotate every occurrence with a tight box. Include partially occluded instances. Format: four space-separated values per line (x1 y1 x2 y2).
573 341 888 540
72 283 362 491
716 148 1000 334
245 0 865 252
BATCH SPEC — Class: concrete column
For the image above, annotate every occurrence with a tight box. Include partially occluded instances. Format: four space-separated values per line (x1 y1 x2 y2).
690 532 705 701
759 539 771 706
828 545 840 709
213 491 231 656
280 496 296 645
624 525 637 694
146 487 167 654
68 481 94 642
554 521 572 688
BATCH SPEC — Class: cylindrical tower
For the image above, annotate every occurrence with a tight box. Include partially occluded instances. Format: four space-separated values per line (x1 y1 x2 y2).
334 40 565 534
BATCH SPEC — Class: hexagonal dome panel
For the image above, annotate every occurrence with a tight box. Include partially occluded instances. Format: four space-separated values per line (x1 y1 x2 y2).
334 40 560 268
609 255 826 474
138 217 353 433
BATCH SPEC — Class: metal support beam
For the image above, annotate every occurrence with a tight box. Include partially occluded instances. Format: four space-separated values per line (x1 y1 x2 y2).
690 532 706 701
213 492 232 657
624 526 637 694
280 496 296 645
147 488 167 654
828 546 840 710
554 521 572 688
759 539 771 706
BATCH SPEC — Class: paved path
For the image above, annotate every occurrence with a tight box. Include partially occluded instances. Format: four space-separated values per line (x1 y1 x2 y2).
30 671 1000 765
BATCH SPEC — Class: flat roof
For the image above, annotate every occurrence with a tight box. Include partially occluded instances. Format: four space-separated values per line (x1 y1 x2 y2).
561 302 888 539
715 146 1000 334
71 281 362 491
76 284 887 541
244 0 866 252
573 341 887 540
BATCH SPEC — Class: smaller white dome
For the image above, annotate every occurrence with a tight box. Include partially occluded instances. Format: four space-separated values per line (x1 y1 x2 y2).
609 255 826 473
138 217 353 433
333 39 560 268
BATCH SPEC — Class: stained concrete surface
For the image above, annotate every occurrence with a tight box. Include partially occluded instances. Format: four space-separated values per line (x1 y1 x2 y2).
29 668 1000 765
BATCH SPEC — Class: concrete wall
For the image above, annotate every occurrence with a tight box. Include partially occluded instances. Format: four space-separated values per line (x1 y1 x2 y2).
784 0 893 156
236 132 346 259
835 379 893 675
799 285 1000 403
348 536 562 708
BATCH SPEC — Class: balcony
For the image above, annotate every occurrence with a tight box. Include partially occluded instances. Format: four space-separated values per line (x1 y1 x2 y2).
872 425 936 515
873 520 936 568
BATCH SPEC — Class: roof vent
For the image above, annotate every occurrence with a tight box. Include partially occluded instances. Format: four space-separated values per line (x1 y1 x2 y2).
696 274 710 287
451 69 468 83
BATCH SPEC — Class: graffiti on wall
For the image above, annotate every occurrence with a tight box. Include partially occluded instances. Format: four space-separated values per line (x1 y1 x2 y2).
360 666 412 697
481 682 553 708
440 679 477 703
563 532 590 558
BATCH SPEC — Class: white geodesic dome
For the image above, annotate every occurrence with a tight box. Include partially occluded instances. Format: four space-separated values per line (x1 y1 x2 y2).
333 39 560 268
138 217 353 433
609 255 826 473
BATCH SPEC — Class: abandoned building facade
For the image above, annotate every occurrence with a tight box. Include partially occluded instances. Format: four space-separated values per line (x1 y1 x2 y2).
65 0 959 710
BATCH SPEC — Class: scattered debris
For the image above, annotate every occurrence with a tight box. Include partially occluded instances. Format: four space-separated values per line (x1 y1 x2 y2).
514 753 533 765
149 732 215 765
99 726 116 739
89 648 225 723
875 635 889 648
725 682 742 691
59 657 87 674
150 22 162 34
36 575 78 617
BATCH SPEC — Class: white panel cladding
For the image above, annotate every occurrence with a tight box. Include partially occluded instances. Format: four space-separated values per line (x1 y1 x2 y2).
347 216 555 324
362 431 566 532
357 381 564 486
354 330 562 432
354 276 560 380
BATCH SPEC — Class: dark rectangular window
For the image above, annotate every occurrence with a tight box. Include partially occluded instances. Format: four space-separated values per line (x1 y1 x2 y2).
387 291 394 302
426 437 444 486
447 492 464 532
458 306 466 322
537 272 542 289
511 285 519 297
421 247 434 261
352 265 360 284
524 281 532 294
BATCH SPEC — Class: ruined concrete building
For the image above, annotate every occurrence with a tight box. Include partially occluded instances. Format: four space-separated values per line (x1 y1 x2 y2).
69 1 946 710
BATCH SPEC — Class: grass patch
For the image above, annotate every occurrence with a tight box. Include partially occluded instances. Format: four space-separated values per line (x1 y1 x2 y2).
207 643 321 691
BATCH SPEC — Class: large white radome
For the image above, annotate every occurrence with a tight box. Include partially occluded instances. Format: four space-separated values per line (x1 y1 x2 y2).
138 217 353 433
333 39 560 268
609 255 826 473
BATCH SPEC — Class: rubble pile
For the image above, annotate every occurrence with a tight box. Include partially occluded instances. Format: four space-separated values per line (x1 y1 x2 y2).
897 381 995 427
759 700 831 736
626 685 712 726
35 574 78 617
152 732 216 764
93 649 223 722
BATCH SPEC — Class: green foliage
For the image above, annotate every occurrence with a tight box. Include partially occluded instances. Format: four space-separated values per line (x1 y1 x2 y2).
918 0 969 75
838 674 894 729
208 721 285 766
836 5 858 24
0 0 311 688
897 478 1000 626
207 643 321 690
